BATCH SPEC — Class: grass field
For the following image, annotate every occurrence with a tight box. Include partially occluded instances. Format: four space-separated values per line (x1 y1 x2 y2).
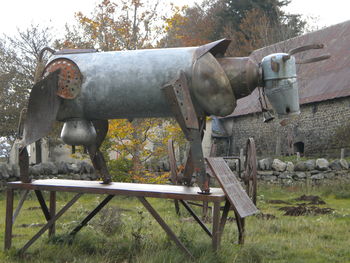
0 181 350 263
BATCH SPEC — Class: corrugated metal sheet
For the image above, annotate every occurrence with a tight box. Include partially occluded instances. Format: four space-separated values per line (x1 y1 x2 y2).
225 20 350 118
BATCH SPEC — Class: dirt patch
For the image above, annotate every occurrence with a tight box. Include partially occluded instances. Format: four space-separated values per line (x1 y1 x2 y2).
279 205 333 216
267 200 291 205
294 195 326 205
256 213 277 220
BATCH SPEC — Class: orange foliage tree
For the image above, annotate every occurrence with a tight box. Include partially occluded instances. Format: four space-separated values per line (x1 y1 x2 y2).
108 118 185 182
56 0 187 182
159 3 216 48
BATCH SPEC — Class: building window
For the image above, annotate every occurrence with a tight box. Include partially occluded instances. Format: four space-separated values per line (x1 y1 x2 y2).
312 104 318 114
293 141 304 155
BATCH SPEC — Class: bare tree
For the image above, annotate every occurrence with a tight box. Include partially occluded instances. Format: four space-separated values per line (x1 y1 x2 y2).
0 24 52 148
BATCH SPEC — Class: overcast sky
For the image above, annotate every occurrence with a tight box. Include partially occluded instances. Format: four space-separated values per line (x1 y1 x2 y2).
0 0 349 38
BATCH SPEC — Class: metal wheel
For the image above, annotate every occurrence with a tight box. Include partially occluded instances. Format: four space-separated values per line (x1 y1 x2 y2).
243 138 257 205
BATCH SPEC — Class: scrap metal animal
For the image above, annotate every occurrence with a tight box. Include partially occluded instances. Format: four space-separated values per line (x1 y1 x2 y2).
18 39 328 193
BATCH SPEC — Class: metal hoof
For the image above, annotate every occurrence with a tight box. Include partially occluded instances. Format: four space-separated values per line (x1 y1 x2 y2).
100 178 112 184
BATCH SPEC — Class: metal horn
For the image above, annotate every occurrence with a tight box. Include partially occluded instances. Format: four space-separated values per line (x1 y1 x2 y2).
296 54 331 64
282 43 331 64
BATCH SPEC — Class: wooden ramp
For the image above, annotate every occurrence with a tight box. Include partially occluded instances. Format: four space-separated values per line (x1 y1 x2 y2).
206 157 259 218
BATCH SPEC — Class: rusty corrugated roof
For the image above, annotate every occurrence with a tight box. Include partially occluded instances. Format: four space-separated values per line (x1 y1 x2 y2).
225 20 350 118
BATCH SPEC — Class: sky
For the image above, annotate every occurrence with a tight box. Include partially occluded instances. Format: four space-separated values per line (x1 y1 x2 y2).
0 0 349 38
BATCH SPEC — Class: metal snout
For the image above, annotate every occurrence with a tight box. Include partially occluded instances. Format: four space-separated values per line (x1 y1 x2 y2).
261 53 300 118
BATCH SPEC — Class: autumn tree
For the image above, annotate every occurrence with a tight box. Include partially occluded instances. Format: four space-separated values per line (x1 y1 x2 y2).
212 0 301 37
57 0 186 180
57 0 162 51
108 118 185 178
221 8 304 56
0 24 53 156
162 0 306 56
159 3 216 48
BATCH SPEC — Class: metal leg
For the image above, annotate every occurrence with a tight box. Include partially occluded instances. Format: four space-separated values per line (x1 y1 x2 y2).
19 193 83 254
88 120 111 184
182 149 194 185
88 148 111 184
189 131 209 193
19 147 30 183
12 190 30 224
161 72 209 193
69 195 114 237
5 189 14 250
49 191 56 237
138 197 194 260
179 200 212 237
212 201 221 251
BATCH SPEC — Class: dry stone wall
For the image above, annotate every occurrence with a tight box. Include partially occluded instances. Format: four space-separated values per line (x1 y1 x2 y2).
0 161 97 188
256 158 350 183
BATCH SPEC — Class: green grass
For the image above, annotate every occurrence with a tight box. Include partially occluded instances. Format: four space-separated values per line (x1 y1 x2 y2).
0 182 350 263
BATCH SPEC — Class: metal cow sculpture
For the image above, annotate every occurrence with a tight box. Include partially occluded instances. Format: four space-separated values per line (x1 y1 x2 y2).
18 39 328 193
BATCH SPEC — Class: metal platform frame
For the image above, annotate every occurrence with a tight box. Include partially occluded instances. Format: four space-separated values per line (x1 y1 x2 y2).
4 179 235 259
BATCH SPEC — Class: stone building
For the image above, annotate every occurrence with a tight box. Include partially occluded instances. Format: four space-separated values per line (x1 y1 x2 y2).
214 21 350 158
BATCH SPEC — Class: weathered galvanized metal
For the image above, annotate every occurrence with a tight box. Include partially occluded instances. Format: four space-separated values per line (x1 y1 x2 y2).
261 53 300 117
22 70 60 146
60 120 96 146
24 39 303 148
44 42 236 122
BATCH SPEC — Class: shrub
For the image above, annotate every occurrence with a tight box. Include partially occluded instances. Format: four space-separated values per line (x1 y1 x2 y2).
91 206 123 236
107 158 133 182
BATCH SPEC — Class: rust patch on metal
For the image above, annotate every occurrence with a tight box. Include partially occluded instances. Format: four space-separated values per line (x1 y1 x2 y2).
43 58 82 99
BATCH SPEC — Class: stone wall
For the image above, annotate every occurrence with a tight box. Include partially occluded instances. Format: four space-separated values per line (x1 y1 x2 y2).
224 157 350 184
255 158 350 183
0 161 97 188
217 97 350 158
